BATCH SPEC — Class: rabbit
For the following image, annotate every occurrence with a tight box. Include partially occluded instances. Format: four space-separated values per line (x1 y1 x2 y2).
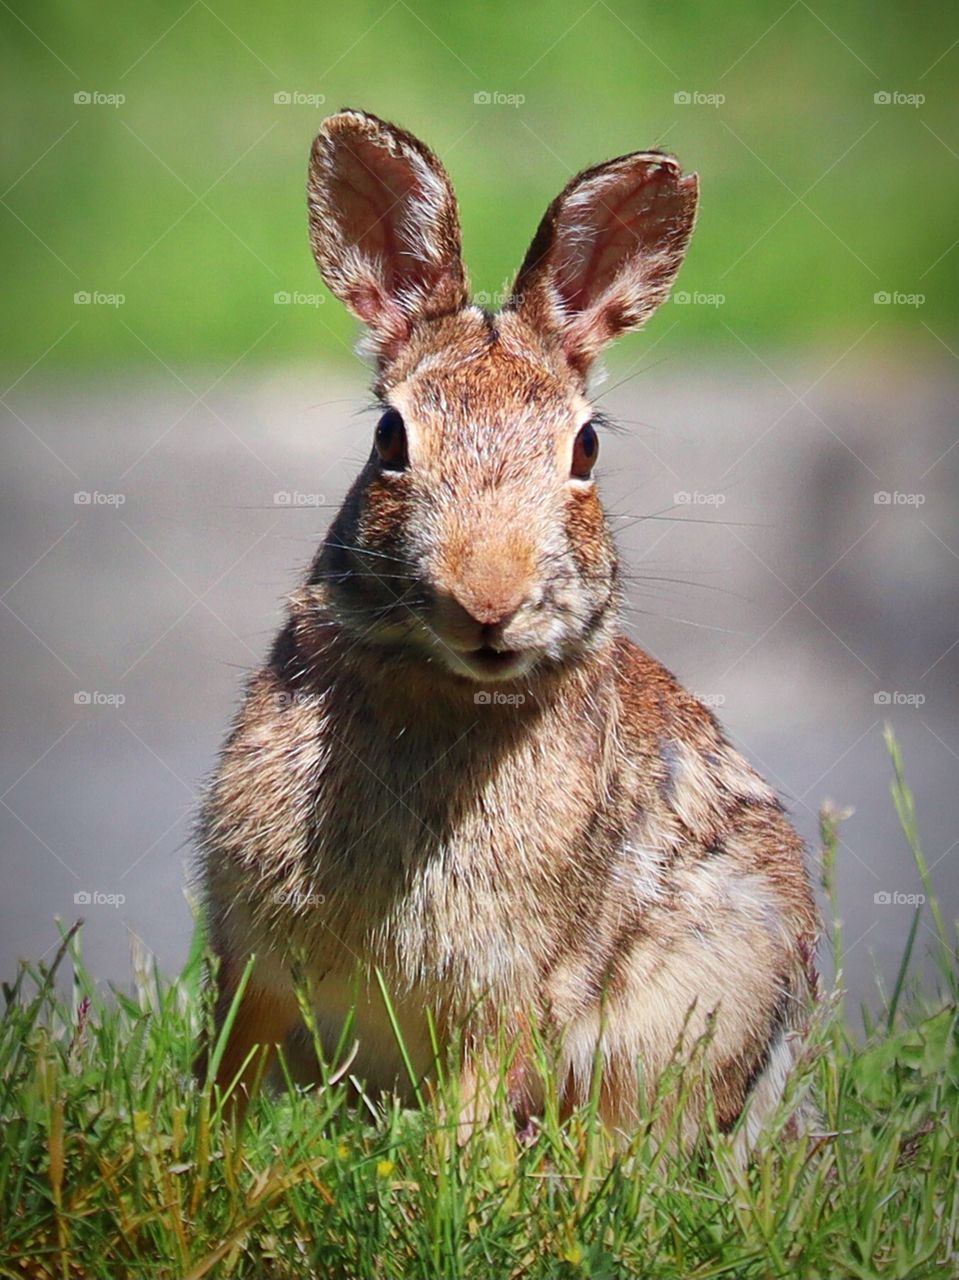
197 108 819 1147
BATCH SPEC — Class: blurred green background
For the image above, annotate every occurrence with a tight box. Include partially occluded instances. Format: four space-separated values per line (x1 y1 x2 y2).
1 0 956 373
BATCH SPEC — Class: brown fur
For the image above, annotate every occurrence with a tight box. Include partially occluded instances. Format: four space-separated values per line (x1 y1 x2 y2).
197 111 818 1143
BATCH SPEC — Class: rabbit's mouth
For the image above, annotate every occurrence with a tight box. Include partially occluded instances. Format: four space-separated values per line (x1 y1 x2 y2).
442 643 535 683
468 645 523 674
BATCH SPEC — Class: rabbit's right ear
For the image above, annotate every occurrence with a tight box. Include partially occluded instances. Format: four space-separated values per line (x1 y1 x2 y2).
506 151 698 378
308 110 470 365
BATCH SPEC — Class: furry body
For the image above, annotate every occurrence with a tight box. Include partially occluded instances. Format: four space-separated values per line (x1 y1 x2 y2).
198 112 818 1141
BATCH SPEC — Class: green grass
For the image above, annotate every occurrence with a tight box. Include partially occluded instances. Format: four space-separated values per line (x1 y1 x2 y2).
2 731 957 1279
2 0 957 371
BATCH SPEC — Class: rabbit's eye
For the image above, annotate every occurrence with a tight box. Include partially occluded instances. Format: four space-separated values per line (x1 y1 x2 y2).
375 408 408 471
571 420 599 480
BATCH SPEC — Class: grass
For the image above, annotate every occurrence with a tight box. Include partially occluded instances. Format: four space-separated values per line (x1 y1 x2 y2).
2 1 957 371
1 730 957 1279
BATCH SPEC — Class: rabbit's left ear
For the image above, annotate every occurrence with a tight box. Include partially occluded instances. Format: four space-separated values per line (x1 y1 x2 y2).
308 110 470 363
506 152 698 377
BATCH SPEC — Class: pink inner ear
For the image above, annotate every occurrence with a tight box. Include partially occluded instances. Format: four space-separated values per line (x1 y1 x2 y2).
347 282 389 326
554 163 689 316
331 139 425 297
309 115 469 360
332 138 414 270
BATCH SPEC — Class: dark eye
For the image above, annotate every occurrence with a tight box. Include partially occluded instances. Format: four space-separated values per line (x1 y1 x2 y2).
375 408 408 471
571 420 599 480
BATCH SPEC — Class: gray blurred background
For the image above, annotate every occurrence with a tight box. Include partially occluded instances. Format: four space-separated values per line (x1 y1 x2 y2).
3 358 957 1015
1 0 957 1018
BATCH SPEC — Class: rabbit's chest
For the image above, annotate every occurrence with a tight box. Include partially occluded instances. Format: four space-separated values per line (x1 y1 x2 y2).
275 725 575 995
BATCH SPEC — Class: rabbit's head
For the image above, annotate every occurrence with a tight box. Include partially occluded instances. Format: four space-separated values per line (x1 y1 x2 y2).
307 110 697 684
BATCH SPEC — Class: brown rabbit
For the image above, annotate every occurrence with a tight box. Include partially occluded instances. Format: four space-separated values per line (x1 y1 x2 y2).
198 109 819 1145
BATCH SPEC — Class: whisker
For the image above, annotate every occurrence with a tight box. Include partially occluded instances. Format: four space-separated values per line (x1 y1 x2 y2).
620 604 744 636
229 504 342 511
613 513 764 530
312 571 415 582
322 541 418 568
593 352 676 400
295 397 373 414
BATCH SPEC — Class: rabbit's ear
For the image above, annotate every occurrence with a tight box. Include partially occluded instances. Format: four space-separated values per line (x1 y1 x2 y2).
308 110 469 363
507 152 698 376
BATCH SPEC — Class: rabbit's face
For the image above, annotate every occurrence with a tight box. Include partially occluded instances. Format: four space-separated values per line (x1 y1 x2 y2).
307 110 697 684
321 309 617 683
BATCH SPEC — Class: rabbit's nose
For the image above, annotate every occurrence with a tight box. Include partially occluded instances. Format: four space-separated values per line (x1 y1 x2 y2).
435 527 536 636
449 585 525 632
432 581 529 643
